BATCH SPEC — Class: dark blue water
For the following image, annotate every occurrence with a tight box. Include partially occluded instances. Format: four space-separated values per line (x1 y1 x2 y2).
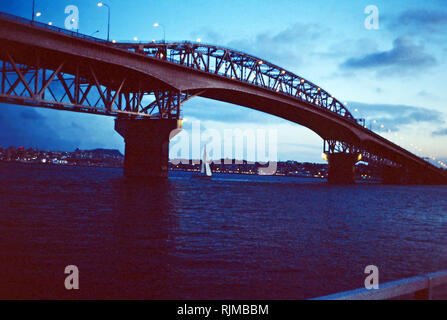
0 162 447 299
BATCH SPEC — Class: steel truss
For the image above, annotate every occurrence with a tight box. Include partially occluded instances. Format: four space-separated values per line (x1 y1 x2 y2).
114 42 357 121
0 50 193 119
324 139 397 167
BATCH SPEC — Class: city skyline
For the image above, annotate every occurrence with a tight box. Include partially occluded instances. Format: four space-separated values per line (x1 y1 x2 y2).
0 0 446 164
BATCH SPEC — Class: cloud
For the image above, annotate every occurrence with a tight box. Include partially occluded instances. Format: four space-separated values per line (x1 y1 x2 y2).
0 103 123 152
0 104 78 150
387 9 447 33
269 22 327 43
418 90 438 100
381 9 447 47
340 37 436 73
349 101 444 132
193 23 329 68
190 29 225 44
318 38 379 60
432 128 447 136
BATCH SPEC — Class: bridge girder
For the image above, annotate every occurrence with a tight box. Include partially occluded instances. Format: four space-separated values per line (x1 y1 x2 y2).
0 45 192 119
323 139 397 167
114 42 357 121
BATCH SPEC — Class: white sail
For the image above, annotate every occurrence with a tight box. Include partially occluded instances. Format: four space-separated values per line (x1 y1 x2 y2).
205 161 212 176
201 145 212 176
200 151 205 173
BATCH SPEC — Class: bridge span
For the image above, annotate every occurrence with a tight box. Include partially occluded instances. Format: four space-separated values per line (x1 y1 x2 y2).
0 12 445 184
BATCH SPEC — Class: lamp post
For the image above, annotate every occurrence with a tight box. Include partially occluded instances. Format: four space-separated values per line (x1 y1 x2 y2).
72 18 79 34
353 108 366 128
31 0 41 23
97 2 110 42
153 22 165 43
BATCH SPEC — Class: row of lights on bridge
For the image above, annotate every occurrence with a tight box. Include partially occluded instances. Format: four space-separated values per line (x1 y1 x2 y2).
349 103 446 169
32 3 203 43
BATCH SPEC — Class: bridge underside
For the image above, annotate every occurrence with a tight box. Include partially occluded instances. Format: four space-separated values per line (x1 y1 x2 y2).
0 40 187 118
0 13 446 184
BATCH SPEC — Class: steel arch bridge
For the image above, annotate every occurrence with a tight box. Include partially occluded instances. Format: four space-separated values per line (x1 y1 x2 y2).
113 42 355 119
0 12 445 183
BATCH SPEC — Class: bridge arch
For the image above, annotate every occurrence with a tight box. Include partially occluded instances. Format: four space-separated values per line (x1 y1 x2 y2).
115 42 356 120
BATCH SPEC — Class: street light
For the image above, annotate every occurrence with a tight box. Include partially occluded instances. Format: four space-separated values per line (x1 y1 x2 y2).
153 22 165 42
71 18 79 33
97 2 110 42
33 11 53 27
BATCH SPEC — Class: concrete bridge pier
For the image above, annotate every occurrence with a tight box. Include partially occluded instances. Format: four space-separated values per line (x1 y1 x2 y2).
115 118 182 179
327 153 359 185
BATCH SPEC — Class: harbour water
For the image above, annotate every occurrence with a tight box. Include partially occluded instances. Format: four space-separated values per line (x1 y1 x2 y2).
0 162 446 299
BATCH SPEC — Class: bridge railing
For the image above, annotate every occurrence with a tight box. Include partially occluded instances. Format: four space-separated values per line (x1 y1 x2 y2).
312 270 447 300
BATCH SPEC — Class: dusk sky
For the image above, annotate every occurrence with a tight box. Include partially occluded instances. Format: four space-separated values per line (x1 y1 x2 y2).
1 0 446 164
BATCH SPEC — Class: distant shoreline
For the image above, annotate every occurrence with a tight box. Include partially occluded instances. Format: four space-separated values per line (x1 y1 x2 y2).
0 161 384 182
0 161 326 179
0 160 122 170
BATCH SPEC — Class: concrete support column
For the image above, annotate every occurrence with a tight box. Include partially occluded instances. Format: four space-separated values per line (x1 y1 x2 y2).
327 153 358 185
115 118 182 179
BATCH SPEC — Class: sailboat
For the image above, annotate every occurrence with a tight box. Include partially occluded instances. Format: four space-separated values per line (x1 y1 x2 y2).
192 145 212 178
